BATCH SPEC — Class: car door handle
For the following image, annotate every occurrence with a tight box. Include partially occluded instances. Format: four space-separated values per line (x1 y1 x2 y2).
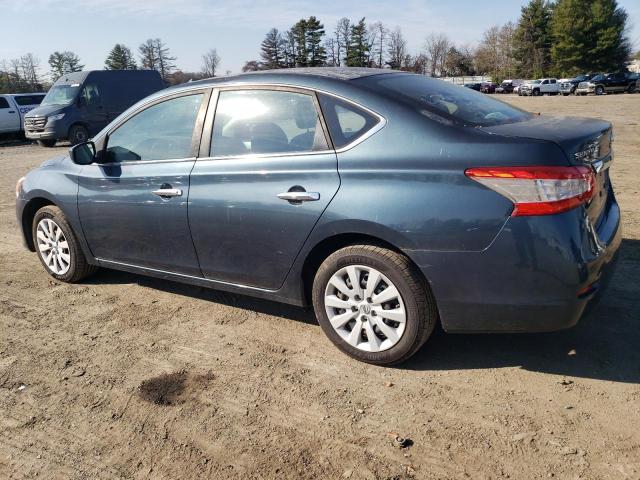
152 188 183 198
277 191 320 202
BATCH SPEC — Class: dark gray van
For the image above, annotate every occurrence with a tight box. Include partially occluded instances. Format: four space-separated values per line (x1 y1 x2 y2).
24 70 164 147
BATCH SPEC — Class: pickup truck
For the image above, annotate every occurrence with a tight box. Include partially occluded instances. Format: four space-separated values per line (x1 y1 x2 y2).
519 78 560 96
575 72 638 95
0 93 46 135
559 75 594 95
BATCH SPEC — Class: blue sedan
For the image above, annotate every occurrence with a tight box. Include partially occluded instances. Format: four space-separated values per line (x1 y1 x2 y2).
16 68 621 365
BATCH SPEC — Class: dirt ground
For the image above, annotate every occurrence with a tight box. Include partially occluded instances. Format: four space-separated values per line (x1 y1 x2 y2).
0 94 638 480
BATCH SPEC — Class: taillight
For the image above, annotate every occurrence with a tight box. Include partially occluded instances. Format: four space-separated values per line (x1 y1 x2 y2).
465 166 595 216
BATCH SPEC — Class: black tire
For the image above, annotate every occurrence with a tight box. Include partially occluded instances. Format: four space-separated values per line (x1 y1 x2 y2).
532 89 541 96
68 124 89 145
32 205 97 283
312 245 437 365
38 139 56 148
595 86 605 95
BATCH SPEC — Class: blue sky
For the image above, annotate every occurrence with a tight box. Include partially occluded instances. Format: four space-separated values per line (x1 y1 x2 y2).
1 0 638 76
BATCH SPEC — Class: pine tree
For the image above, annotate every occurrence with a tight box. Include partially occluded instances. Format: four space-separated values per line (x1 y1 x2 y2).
551 0 631 75
260 28 285 69
48 51 84 81
305 16 326 66
105 44 137 70
512 0 553 78
291 19 309 67
346 18 369 67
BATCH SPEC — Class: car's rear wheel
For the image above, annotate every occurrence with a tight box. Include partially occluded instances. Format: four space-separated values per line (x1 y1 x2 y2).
69 124 89 145
32 205 97 282
312 245 437 365
37 139 56 148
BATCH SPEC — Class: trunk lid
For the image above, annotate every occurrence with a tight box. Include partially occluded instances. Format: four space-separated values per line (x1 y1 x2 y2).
480 115 613 227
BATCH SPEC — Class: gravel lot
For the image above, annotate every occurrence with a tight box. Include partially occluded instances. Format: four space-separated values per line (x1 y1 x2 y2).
1 94 639 479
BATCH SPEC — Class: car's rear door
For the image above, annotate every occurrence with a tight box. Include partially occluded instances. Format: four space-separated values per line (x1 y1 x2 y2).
77 89 210 276
188 86 339 290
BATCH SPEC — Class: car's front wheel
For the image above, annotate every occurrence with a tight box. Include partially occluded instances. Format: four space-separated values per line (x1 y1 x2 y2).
312 245 437 365
32 205 97 282
69 124 89 145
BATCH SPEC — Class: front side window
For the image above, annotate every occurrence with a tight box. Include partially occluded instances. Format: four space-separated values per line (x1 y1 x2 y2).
80 83 101 107
318 94 379 149
210 89 328 157
106 93 203 162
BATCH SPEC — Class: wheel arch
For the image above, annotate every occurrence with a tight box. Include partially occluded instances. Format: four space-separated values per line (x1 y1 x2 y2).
300 232 428 307
67 121 90 140
21 196 57 251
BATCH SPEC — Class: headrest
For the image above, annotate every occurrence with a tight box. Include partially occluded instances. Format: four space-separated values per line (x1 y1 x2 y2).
295 102 317 129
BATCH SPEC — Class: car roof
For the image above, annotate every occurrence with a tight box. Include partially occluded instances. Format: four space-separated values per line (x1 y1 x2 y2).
180 67 405 91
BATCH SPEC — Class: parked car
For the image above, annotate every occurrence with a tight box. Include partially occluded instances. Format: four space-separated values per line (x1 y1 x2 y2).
559 74 594 95
16 68 621 365
575 72 637 95
495 79 524 94
480 83 497 94
24 70 164 147
464 83 482 91
0 93 45 135
520 78 560 96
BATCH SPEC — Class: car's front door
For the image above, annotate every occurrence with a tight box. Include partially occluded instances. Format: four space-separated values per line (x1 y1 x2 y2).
77 82 109 136
77 90 210 276
0 96 19 133
189 87 340 290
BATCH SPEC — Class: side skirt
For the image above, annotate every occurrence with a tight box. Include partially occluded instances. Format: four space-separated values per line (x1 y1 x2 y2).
95 258 305 307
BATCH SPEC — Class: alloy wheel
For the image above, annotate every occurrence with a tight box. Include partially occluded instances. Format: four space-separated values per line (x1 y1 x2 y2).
36 218 71 275
324 264 406 352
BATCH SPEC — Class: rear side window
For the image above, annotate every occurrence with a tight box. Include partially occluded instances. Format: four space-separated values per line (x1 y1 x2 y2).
0 98 9 109
211 89 328 157
318 95 379 149
356 73 532 127
14 95 44 106
106 93 203 162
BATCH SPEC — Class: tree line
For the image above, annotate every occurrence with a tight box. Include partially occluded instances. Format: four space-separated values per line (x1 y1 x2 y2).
0 39 222 94
0 0 635 94
245 0 633 81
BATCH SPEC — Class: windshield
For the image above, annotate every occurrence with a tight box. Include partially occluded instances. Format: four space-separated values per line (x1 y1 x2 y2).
590 74 604 82
41 85 80 106
359 74 532 127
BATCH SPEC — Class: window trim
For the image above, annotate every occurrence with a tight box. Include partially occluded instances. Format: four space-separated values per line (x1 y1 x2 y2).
95 88 212 166
197 84 386 161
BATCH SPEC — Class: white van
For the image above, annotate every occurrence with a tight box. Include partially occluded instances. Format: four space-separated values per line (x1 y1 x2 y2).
0 93 46 134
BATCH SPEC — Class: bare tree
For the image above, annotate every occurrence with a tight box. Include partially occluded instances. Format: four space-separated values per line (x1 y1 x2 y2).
324 37 339 66
386 27 408 69
335 17 351 66
369 22 388 68
139 38 176 81
424 33 452 77
19 54 42 90
201 48 221 77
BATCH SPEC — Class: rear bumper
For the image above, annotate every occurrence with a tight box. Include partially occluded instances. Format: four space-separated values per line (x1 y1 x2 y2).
410 194 622 333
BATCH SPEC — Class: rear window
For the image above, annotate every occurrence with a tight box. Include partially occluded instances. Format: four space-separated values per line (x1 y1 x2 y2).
0 97 9 109
14 95 44 106
318 94 379 149
358 74 531 127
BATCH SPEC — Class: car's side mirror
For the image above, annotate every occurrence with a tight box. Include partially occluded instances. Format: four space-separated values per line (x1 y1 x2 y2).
69 141 96 165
